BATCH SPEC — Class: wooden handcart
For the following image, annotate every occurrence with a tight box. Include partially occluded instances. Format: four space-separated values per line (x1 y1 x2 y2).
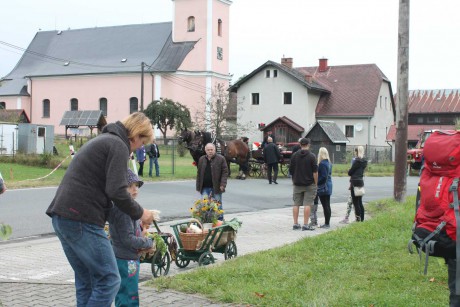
170 218 238 267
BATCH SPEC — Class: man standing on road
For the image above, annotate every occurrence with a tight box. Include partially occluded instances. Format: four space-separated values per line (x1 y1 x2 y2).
263 137 281 184
147 140 160 177
196 143 228 220
289 138 318 231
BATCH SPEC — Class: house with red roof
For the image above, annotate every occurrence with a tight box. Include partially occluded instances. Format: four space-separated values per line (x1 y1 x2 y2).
0 0 232 135
229 58 395 147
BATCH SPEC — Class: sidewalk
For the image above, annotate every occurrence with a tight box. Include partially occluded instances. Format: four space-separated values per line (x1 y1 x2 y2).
0 203 352 306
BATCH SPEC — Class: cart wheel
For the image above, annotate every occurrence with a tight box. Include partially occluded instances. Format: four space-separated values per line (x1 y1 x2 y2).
260 163 268 179
151 250 171 278
248 162 261 177
175 250 190 268
198 251 215 266
280 163 290 176
224 241 238 260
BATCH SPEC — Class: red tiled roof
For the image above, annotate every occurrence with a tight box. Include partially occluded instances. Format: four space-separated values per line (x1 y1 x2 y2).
406 89 460 113
386 124 456 141
296 64 392 117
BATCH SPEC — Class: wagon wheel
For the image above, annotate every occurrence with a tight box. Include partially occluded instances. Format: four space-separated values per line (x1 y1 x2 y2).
224 241 238 260
198 251 215 266
248 162 261 177
175 250 190 268
260 163 268 179
280 162 290 176
151 250 171 278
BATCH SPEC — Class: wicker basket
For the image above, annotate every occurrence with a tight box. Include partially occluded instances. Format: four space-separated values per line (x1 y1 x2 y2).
179 219 208 250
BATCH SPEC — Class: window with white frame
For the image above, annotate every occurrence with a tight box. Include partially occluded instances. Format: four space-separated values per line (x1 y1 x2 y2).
273 70 278 77
345 125 354 138
266 70 270 78
252 93 259 105
283 92 292 105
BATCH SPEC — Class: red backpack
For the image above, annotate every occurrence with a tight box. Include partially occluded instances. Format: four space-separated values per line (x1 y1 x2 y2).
408 130 460 293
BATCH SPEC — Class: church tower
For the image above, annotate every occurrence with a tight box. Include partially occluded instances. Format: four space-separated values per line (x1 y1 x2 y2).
172 0 232 85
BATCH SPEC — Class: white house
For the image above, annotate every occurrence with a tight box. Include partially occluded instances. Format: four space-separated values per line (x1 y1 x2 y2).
229 58 395 147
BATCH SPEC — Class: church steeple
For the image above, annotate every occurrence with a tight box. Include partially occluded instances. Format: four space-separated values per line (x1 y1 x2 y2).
172 0 232 76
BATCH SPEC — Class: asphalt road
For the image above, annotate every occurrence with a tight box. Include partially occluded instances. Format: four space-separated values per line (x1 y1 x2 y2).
0 176 420 240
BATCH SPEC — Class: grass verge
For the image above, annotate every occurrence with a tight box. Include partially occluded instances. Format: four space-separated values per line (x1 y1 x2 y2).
147 196 449 306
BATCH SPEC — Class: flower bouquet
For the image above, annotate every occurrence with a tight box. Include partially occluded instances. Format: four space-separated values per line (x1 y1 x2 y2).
190 196 223 225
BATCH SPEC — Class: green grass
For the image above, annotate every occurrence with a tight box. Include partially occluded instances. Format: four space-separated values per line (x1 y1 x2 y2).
147 196 449 306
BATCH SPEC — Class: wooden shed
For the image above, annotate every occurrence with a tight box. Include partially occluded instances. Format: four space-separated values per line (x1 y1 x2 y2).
305 120 349 163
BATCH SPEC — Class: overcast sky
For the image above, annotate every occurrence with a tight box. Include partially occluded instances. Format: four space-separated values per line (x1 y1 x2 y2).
1 0 459 90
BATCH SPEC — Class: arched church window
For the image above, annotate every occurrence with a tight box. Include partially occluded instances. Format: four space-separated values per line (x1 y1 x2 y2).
188 16 195 32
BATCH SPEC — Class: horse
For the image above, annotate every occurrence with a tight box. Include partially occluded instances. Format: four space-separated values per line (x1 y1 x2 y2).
178 128 250 177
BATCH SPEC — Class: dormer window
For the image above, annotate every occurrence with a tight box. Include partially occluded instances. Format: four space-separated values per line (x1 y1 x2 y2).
188 16 195 32
218 19 222 36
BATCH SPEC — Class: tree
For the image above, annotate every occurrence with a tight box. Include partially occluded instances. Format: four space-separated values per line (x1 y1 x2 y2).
194 83 252 139
143 98 191 143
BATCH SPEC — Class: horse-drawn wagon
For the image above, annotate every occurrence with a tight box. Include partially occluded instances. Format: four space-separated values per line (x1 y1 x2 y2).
247 142 299 178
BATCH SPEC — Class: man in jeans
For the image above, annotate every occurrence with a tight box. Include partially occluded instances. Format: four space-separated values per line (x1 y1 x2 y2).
289 138 318 231
147 140 160 177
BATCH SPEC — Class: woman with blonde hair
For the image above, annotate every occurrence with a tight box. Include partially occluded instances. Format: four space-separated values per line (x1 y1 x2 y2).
46 112 155 306
316 147 333 228
348 146 367 222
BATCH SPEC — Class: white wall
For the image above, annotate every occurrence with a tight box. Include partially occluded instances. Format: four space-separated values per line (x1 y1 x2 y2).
236 65 321 143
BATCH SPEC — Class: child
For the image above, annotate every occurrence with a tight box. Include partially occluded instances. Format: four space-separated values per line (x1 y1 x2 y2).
107 169 155 307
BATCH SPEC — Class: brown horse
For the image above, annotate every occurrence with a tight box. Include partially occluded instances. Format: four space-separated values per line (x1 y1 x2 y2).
178 129 249 177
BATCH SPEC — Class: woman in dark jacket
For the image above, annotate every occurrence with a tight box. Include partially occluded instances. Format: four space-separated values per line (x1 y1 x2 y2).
317 147 333 228
348 146 368 222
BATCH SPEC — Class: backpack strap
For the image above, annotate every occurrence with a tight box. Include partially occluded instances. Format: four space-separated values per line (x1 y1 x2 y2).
449 178 460 295
410 221 447 275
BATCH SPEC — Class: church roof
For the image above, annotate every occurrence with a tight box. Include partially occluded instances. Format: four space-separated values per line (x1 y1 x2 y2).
3 22 195 80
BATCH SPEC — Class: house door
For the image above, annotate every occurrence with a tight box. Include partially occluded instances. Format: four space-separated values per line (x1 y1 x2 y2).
37 127 46 154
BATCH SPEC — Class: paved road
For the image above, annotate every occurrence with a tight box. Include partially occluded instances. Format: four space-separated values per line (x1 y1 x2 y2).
0 176 419 240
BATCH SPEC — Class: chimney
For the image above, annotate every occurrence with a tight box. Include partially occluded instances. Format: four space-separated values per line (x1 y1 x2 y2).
318 58 328 72
305 75 313 83
281 57 293 69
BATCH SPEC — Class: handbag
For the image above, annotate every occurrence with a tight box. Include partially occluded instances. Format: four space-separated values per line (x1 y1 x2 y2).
353 186 365 197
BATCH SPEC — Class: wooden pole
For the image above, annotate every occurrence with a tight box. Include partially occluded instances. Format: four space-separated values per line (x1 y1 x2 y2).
394 0 410 202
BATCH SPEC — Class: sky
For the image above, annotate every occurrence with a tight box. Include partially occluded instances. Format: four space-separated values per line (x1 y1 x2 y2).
1 0 459 90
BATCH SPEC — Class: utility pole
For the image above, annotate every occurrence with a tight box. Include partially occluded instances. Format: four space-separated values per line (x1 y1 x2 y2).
394 0 410 202
141 62 145 111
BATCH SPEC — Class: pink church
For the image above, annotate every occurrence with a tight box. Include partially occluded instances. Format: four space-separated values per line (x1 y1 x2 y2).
0 0 232 135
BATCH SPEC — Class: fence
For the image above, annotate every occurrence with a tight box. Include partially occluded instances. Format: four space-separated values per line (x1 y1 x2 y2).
305 144 392 164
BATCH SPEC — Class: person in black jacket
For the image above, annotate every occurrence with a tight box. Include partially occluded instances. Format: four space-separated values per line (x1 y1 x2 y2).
261 130 276 148
47 112 155 307
147 140 160 177
348 146 368 222
263 137 281 184
289 138 318 231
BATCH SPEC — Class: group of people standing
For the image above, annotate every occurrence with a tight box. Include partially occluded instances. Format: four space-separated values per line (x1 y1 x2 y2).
135 140 160 177
288 137 367 230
